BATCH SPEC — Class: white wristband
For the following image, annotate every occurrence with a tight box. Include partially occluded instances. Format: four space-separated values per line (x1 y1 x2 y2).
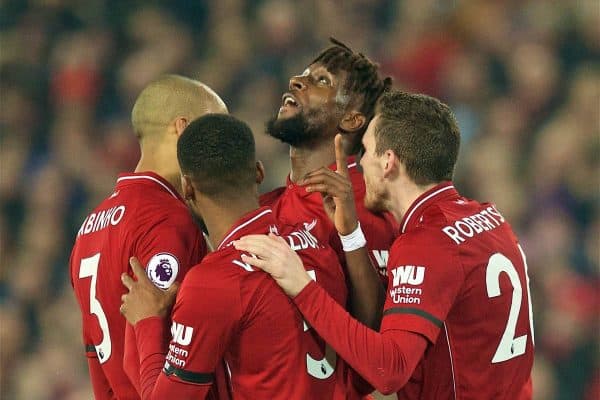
338 222 367 252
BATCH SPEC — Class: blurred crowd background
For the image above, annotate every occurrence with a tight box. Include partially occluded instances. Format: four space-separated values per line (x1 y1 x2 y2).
0 0 598 399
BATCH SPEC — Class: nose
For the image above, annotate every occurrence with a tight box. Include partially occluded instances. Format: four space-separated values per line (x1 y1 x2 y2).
289 75 306 91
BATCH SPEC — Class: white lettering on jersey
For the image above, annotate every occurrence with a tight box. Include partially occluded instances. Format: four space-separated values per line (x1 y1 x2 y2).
391 265 425 286
77 205 126 237
371 250 389 276
167 322 194 368
442 205 505 244
389 265 425 304
171 321 194 346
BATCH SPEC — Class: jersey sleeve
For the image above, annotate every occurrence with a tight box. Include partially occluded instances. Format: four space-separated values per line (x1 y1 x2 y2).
293 281 428 395
134 215 206 290
87 357 116 400
135 268 241 400
381 228 464 343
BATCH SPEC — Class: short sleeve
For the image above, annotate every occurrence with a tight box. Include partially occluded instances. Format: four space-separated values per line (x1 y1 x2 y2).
381 228 464 343
162 267 241 386
135 214 206 290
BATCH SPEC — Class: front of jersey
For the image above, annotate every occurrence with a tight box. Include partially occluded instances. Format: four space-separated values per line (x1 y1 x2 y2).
382 182 534 399
70 172 206 399
143 207 333 399
260 157 398 279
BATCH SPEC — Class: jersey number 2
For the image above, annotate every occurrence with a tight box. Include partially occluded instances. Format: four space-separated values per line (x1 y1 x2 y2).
486 251 533 363
79 253 112 364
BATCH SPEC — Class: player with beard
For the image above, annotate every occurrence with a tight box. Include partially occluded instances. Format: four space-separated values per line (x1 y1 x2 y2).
119 114 349 400
262 39 396 331
234 90 535 399
69 75 227 399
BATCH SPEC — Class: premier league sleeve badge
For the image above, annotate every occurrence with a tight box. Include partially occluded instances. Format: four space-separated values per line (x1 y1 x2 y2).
146 253 180 289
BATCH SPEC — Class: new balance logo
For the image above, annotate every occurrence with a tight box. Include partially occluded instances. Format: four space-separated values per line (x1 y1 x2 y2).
391 265 425 286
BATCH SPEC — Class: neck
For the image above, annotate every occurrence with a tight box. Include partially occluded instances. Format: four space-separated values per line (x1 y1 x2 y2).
199 192 260 249
289 141 335 182
135 141 181 194
389 180 437 223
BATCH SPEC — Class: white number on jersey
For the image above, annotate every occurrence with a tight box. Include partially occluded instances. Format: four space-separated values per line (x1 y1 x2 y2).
79 253 112 363
486 251 533 363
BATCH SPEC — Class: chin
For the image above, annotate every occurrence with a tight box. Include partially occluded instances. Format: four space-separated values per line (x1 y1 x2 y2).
364 185 390 214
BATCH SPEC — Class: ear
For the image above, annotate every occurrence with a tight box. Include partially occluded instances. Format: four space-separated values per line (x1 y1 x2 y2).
382 150 400 179
181 174 195 201
174 117 189 136
255 160 265 185
339 111 367 134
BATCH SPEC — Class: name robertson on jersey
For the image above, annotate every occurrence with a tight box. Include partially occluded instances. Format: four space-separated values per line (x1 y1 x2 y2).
77 205 126 236
442 205 505 244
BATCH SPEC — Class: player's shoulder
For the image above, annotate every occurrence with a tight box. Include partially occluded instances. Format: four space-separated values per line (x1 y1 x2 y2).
259 186 286 207
183 245 254 284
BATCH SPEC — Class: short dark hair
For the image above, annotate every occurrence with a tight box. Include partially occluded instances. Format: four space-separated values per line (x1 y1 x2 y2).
374 90 460 185
177 114 256 196
312 38 392 125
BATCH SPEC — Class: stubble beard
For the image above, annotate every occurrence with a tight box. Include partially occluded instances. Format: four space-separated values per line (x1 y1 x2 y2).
364 181 390 214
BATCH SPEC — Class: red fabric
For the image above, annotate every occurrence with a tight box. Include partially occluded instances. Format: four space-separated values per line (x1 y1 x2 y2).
87 357 115 400
292 182 534 399
70 172 206 399
133 207 349 399
294 281 427 395
260 157 398 286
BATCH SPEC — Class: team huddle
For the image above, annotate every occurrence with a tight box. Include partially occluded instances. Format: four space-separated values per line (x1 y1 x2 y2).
70 39 534 399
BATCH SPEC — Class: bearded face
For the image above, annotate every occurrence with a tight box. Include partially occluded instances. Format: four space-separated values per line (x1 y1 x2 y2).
265 108 330 148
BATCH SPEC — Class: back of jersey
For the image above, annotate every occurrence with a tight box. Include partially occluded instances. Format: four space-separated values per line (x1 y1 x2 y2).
70 173 204 399
428 198 534 399
280 222 354 399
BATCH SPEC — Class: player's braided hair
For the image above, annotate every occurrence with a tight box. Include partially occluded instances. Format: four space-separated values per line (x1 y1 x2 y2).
311 38 392 120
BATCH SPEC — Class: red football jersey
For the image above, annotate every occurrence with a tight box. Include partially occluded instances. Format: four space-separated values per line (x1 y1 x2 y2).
260 157 398 279
70 172 206 399
135 207 345 399
291 182 534 399
278 221 352 399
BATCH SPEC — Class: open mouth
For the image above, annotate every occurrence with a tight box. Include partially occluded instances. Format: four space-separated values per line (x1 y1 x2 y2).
279 93 301 116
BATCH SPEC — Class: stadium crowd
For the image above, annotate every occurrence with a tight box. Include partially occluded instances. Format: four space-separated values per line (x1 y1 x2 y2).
0 0 598 399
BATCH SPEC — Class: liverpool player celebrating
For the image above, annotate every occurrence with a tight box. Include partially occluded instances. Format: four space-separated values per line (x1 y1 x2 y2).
235 90 535 399
262 39 397 329
120 114 348 399
70 75 227 399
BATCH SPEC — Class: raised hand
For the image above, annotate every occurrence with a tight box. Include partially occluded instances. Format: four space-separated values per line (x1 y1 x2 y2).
233 233 312 297
301 134 359 235
120 257 179 325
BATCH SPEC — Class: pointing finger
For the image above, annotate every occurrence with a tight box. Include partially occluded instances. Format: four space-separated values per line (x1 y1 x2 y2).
335 134 349 177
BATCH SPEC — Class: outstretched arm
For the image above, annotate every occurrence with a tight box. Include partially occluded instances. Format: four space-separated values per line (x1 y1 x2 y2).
233 234 427 394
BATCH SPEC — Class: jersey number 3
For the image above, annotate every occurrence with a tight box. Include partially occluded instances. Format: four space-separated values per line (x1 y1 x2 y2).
79 253 112 364
486 250 533 363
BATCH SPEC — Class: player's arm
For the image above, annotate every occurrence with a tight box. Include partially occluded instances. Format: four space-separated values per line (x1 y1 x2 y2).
301 134 384 328
86 354 116 399
121 257 237 400
123 217 206 390
233 232 461 394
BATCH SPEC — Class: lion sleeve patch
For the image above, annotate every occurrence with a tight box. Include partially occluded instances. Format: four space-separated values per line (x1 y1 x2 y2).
146 253 180 289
